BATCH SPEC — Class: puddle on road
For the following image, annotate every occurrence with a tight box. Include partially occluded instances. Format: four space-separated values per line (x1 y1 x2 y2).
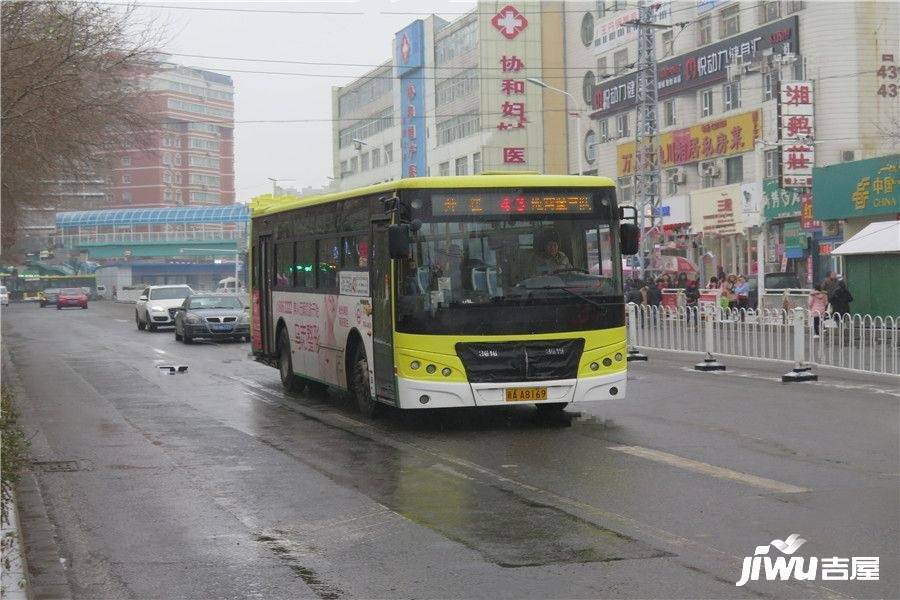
249 392 666 568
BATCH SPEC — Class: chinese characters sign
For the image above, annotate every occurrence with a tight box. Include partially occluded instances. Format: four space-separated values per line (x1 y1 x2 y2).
617 110 760 176
690 184 746 236
592 2 670 55
812 155 899 220
800 191 821 230
763 178 802 219
591 17 798 116
780 81 815 188
493 5 529 166
395 21 426 178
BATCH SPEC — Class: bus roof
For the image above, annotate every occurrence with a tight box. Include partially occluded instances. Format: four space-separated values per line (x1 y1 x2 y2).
251 173 617 218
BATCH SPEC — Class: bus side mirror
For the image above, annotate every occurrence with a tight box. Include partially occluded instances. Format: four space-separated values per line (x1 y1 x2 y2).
620 223 640 255
388 224 411 259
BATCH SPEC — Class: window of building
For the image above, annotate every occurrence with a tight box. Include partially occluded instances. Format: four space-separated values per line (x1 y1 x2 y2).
726 155 743 184
371 148 381 169
599 119 609 141
435 68 479 107
581 12 595 47
189 138 219 152
189 174 220 187
701 88 714 117
615 113 629 138
122 173 132 184
582 71 596 106
720 5 740 38
435 20 476 65
585 130 597 164
723 81 741 111
384 143 393 164
188 155 220 169
163 171 172 184
785 0 804 14
121 191 133 203
455 156 468 176
764 149 779 179
175 189 182 203
613 49 629 71
121 156 131 167
167 98 233 119
663 99 676 127
597 1 606 18
792 57 806 80
439 162 450 176
759 0 781 23
762 70 778 101
340 160 349 177
190 191 220 203
350 156 358 173
164 189 173 202
175 172 182 185
698 16 712 45
162 153 172 166
472 152 482 175
294 240 316 288
173 154 181 166
337 70 392 115
661 30 674 56
617 177 633 204
338 107 393 148
360 151 369 171
436 114 480 146
317 237 341 291
597 56 608 78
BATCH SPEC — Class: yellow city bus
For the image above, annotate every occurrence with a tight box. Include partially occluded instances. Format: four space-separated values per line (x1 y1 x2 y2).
250 174 639 417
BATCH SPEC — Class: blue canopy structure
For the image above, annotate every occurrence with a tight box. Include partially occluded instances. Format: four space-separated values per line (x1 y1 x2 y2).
56 204 249 229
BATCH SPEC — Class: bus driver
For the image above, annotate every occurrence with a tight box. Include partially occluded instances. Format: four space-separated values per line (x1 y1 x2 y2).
534 230 571 274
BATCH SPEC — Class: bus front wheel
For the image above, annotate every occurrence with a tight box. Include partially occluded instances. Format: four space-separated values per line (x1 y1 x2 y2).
350 347 381 419
278 328 303 393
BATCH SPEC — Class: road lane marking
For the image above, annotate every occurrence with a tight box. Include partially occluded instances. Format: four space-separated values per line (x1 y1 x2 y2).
608 445 808 494
152 348 166 355
114 319 128 323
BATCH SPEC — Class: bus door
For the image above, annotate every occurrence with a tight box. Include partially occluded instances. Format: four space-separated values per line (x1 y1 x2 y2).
370 221 396 402
256 234 276 354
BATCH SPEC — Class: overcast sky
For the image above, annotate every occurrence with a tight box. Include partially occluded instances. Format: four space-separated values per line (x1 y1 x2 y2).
136 1 476 202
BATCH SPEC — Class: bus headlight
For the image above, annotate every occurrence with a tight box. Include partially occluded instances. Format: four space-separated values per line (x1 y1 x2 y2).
441 367 451 377
615 353 623 361
410 360 421 370
590 362 600 371
426 364 437 374
602 358 613 367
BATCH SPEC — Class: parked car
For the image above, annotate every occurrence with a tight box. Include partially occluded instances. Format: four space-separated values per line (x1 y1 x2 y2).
0 286 8 306
135 285 194 331
174 294 249 343
57 288 88 309
746 273 805 310
39 288 61 308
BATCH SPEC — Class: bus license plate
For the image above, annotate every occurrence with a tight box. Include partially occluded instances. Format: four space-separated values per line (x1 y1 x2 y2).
505 387 547 402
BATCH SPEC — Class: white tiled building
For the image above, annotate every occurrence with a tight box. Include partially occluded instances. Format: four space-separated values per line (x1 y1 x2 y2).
565 0 898 283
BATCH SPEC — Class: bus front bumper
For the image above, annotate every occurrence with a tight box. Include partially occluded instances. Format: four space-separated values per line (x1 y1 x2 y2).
395 371 627 410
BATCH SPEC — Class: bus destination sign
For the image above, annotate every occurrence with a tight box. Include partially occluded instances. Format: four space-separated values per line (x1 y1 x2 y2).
431 192 593 216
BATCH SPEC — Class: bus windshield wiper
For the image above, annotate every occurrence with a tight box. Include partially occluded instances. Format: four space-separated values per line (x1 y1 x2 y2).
530 285 606 309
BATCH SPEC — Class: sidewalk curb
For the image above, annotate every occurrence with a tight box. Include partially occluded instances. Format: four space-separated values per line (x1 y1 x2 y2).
2 348 73 600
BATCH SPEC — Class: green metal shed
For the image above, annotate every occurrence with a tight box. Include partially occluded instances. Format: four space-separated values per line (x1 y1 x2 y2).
832 221 900 318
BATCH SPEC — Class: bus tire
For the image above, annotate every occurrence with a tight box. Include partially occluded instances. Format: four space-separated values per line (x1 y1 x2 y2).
278 327 303 393
350 346 381 418
536 402 568 413
136 312 146 330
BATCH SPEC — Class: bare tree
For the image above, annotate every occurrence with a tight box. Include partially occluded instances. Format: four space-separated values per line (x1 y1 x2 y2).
1 1 164 252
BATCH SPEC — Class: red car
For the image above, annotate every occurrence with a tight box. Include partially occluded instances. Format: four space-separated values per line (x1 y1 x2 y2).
56 288 88 310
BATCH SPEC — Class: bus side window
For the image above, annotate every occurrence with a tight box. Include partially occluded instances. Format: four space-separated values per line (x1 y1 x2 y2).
294 240 315 288
317 237 341 291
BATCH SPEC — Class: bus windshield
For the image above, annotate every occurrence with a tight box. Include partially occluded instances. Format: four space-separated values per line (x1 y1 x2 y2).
396 212 622 336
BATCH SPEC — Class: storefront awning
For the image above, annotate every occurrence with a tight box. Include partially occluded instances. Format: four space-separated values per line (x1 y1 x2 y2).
831 220 900 256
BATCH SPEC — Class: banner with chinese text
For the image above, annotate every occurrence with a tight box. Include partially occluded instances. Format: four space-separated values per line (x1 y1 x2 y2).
812 154 899 220
617 110 761 176
763 179 802 219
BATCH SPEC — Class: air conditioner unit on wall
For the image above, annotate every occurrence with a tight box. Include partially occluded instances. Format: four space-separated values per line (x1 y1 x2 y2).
669 168 687 185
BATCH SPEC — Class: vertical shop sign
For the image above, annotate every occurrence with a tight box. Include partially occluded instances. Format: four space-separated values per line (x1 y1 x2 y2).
493 5 529 166
780 81 815 188
395 21 426 178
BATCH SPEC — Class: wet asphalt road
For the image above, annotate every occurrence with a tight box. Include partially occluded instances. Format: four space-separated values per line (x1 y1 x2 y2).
3 301 898 599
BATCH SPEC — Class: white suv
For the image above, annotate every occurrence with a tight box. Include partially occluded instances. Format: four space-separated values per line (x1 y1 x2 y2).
135 285 194 331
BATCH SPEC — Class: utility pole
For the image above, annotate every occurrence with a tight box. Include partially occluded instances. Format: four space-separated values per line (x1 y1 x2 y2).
633 0 661 276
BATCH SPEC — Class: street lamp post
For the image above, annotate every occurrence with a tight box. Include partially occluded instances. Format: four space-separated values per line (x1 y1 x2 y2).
526 77 584 175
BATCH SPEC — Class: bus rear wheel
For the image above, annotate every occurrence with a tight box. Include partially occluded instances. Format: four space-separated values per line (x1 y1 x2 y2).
278 328 303 393
350 347 381 419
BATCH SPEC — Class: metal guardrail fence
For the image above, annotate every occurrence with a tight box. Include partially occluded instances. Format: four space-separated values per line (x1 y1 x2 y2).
628 303 899 376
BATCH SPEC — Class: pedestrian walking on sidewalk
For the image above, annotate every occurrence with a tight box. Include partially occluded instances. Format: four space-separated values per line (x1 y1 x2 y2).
809 284 829 338
829 277 853 318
